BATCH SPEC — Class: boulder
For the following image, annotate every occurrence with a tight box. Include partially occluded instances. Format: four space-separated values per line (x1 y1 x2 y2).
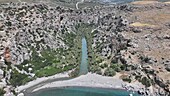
165 65 170 72
131 27 142 33
138 89 145 95
17 93 24 96
155 76 166 88
163 35 170 39
158 88 165 95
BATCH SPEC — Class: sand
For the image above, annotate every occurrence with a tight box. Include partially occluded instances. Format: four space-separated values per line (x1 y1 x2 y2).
131 1 159 5
33 73 144 92
15 71 70 93
15 72 144 95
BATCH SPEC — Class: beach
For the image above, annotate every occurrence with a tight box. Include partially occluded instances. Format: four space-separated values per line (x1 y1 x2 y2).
32 73 144 93
15 71 71 93
15 72 145 95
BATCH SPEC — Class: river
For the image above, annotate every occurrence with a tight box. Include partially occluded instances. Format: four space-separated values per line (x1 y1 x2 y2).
30 37 140 96
79 37 88 75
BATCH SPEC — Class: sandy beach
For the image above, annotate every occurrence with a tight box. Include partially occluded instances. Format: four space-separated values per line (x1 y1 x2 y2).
32 73 144 93
15 71 70 93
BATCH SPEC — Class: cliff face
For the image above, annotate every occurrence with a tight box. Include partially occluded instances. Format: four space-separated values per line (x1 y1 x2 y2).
0 1 169 96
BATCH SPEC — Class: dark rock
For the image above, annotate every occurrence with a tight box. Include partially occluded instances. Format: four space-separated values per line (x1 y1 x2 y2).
131 27 142 33
138 90 145 95
155 76 166 88
165 65 170 72
163 35 170 39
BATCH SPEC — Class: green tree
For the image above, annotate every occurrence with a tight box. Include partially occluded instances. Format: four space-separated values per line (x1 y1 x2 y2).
104 68 116 76
141 77 151 87
0 88 5 96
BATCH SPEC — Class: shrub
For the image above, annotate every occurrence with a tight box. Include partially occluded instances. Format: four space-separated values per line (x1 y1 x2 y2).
104 68 116 76
122 78 131 83
141 77 151 87
0 88 5 96
121 75 131 83
135 75 142 80
35 67 63 77
90 66 101 73
115 67 121 72
120 64 126 70
100 63 108 69
69 67 79 77
9 69 32 87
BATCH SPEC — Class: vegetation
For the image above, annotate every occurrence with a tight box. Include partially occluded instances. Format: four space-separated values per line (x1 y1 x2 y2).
0 88 5 96
122 78 132 83
121 75 132 83
69 67 79 77
110 63 121 72
9 24 84 85
140 77 151 87
79 23 124 76
135 75 142 80
9 69 33 87
90 65 102 74
35 67 62 77
104 68 116 76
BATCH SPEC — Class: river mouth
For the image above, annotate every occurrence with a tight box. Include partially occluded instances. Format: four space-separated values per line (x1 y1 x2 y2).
30 86 140 96
27 38 141 96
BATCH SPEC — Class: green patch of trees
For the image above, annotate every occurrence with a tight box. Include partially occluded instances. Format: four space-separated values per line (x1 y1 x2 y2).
140 77 151 87
35 67 63 77
9 69 33 87
122 78 132 83
104 68 116 76
0 88 5 96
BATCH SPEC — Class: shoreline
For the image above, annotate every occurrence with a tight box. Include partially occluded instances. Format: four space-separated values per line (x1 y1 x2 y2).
15 71 72 93
16 72 145 96
28 86 143 96
29 86 131 96
31 73 144 94
32 86 128 93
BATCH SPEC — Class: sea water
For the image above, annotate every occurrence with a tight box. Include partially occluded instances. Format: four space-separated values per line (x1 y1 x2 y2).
100 0 170 4
31 87 140 96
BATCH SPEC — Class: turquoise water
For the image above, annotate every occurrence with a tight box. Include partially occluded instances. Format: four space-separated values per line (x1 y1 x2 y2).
31 87 140 96
100 0 170 4
79 37 88 75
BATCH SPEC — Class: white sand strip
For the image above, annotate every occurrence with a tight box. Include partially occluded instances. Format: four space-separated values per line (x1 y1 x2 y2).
15 71 70 93
165 2 170 4
131 1 159 5
33 73 126 92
